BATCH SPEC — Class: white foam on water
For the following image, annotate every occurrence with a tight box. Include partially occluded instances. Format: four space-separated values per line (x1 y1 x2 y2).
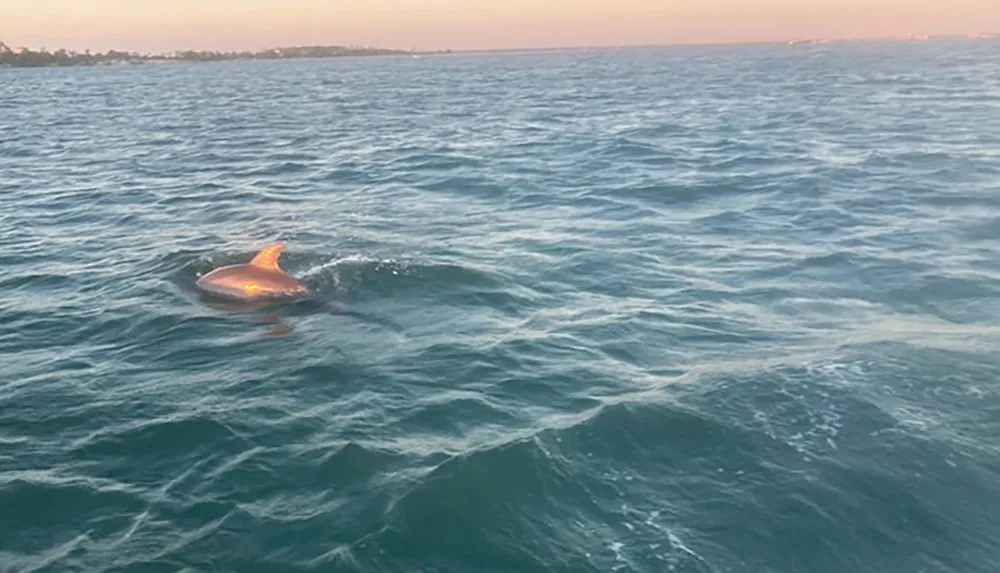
296 254 407 292
810 140 867 166
769 358 867 457
297 254 378 279
609 541 628 571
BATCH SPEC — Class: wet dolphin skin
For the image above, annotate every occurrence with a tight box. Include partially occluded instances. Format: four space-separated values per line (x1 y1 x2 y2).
195 243 310 302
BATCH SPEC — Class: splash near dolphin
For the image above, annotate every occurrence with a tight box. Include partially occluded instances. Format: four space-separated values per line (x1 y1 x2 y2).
196 242 311 303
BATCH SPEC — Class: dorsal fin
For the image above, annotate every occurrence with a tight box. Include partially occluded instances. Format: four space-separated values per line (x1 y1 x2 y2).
249 242 285 271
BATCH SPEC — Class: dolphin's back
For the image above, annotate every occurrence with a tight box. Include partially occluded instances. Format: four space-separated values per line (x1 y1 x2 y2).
196 264 309 301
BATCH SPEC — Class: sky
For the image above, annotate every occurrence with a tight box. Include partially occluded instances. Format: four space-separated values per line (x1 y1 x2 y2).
2 0 999 53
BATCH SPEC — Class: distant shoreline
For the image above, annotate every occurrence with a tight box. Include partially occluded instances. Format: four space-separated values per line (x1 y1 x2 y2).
0 44 452 69
2 34 997 69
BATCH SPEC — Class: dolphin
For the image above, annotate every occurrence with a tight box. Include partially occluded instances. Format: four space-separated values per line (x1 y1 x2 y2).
194 242 402 335
195 242 311 303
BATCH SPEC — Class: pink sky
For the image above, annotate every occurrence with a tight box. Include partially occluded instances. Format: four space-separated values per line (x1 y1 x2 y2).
2 0 999 52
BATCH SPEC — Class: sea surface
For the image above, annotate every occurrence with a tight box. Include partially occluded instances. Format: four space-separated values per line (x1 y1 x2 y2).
2 39 1000 573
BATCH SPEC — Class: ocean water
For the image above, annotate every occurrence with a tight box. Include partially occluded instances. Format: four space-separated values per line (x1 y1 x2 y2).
2 39 1000 573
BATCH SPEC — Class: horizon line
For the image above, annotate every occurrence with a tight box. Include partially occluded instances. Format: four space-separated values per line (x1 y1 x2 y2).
2 31 996 57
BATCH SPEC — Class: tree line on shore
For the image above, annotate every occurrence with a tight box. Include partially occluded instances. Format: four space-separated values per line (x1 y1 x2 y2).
0 42 418 68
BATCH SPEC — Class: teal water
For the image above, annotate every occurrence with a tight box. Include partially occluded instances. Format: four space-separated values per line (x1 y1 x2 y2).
3 40 1000 573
